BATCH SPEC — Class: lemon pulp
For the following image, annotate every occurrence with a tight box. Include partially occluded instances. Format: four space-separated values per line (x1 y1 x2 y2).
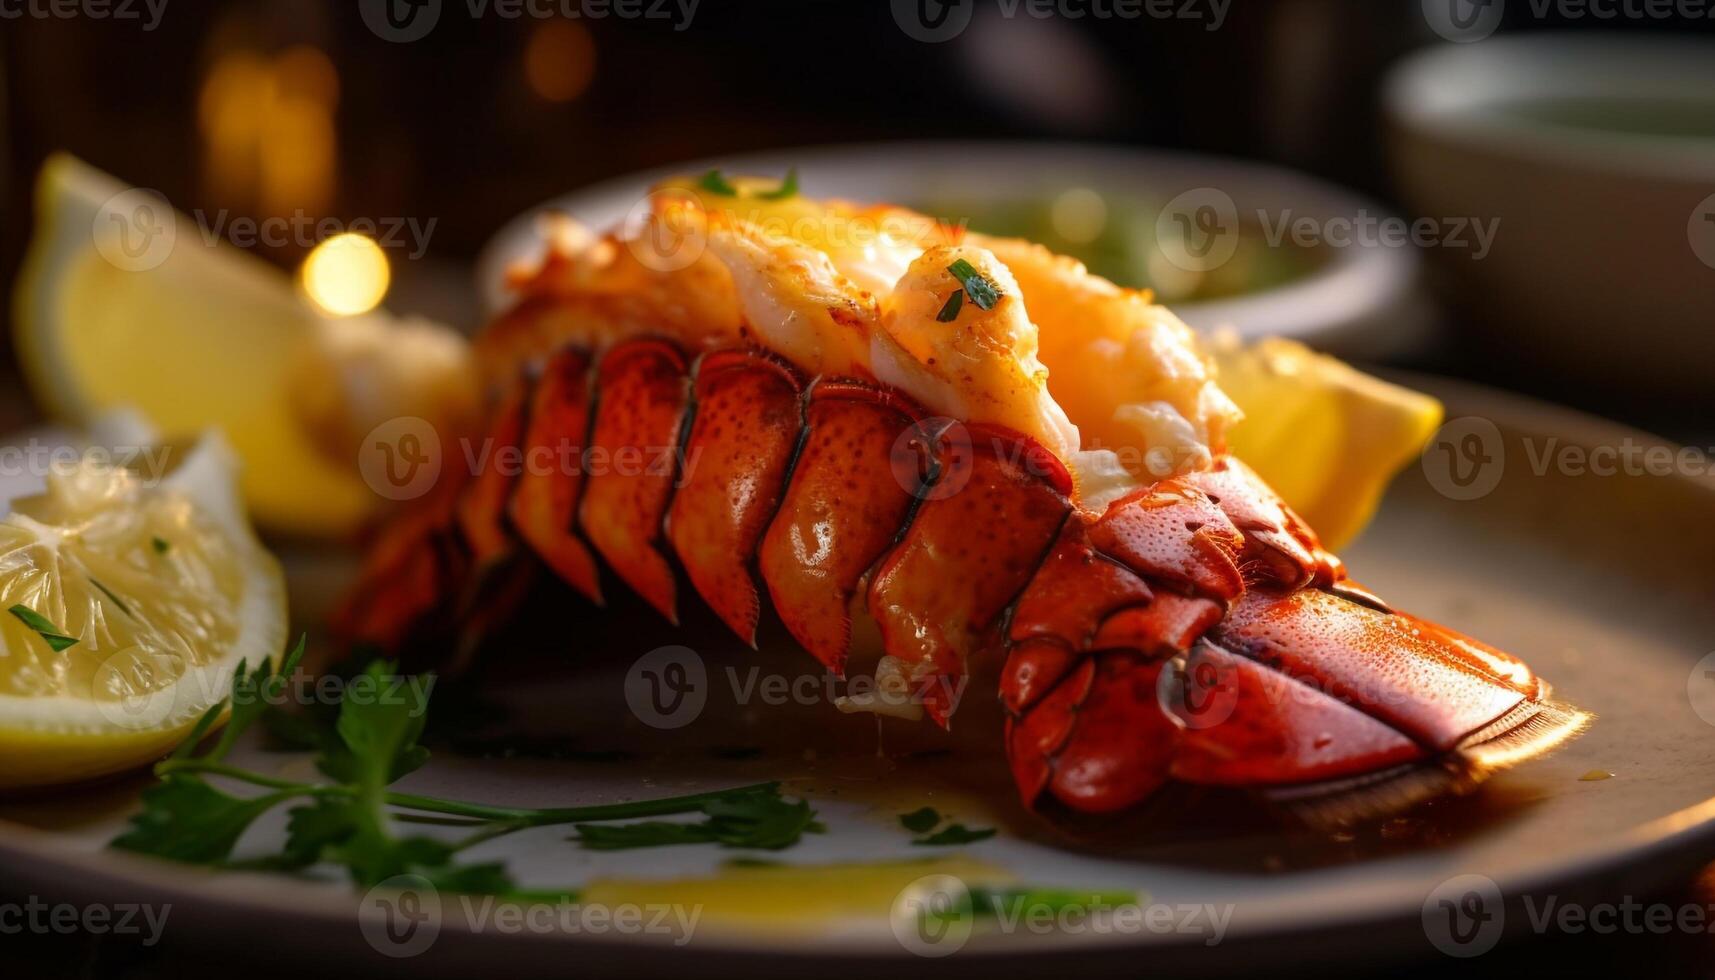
0 435 286 788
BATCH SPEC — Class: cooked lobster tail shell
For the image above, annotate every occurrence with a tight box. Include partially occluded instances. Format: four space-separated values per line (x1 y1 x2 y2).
335 337 1586 824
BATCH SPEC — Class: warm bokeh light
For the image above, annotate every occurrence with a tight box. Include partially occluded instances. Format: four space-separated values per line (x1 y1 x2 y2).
199 45 338 218
300 234 391 316
524 20 596 103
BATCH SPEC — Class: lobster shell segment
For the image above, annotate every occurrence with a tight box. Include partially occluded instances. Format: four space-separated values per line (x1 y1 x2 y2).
867 421 1074 726
665 350 805 646
576 339 691 623
756 381 924 675
1003 455 1587 821
508 346 601 604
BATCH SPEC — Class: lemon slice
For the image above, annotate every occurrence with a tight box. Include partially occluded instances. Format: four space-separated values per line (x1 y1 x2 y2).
11 154 477 538
0 434 286 788
1213 336 1443 551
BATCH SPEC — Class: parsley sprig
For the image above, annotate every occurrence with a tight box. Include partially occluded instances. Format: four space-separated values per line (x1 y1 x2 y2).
112 639 821 894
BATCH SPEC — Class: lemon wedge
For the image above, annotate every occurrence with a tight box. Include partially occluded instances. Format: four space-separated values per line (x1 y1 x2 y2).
0 434 286 788
11 154 477 538
1213 336 1443 551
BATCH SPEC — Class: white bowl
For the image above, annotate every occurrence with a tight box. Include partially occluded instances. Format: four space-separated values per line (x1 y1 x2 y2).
477 142 1427 359
1384 34 1715 392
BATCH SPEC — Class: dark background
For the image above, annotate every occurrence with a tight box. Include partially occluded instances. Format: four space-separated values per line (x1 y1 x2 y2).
2 1 1714 976
1 0 1712 435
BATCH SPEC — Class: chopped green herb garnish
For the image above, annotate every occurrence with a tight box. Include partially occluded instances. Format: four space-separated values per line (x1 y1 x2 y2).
151 537 170 555
912 823 997 846
698 169 740 196
756 167 799 201
112 638 821 895
935 289 964 322
8 604 77 652
947 259 1002 310
900 806 942 833
698 168 798 201
89 579 133 618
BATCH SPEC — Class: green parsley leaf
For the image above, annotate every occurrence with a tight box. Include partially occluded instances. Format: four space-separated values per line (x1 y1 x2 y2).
698 169 740 196
8 604 77 652
756 167 799 201
912 823 996 846
210 636 308 763
112 776 294 864
899 806 941 833
319 660 432 785
947 259 1002 310
151 536 171 554
935 289 964 322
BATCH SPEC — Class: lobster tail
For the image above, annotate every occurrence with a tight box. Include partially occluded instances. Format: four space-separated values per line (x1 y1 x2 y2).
336 337 1584 825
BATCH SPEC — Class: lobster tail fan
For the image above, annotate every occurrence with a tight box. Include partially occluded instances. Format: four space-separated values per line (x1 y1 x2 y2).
1265 698 1590 828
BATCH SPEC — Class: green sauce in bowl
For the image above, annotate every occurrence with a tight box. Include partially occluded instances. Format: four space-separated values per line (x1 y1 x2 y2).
915 190 1328 304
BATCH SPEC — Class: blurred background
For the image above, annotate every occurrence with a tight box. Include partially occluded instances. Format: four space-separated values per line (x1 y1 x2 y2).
2 0 1712 440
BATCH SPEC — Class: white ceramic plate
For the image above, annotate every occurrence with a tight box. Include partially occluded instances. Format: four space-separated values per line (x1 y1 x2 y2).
4 376 1715 976
475 142 1428 360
